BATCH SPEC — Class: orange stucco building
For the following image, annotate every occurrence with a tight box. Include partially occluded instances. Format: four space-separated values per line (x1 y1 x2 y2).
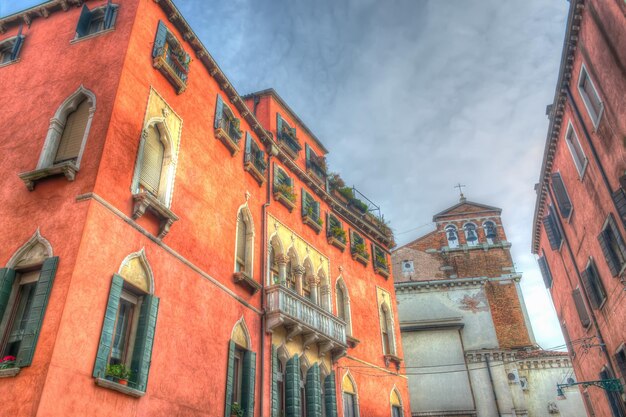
0 1 409 416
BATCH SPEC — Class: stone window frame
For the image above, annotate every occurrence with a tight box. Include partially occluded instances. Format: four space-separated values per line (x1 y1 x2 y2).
577 63 603 130
19 85 96 190
335 277 352 336
341 371 361 417
564 121 588 179
389 386 404 417
379 302 397 356
234 204 255 280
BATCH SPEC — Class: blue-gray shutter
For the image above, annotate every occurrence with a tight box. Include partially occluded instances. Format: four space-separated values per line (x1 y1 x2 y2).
241 350 256 417
537 256 553 289
225 340 236 417
92 274 124 378
245 132 252 154
302 191 308 217
277 114 283 138
16 256 59 367
271 346 280 417
103 0 116 30
305 144 311 166
543 211 562 250
612 188 626 228
324 372 338 417
75 4 92 38
215 95 225 129
152 20 168 58
0 268 16 323
306 364 322 417
10 25 23 61
551 173 572 218
572 289 591 328
130 294 159 392
285 355 300 417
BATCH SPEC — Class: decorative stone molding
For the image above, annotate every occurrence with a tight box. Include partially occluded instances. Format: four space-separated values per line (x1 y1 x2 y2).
233 271 261 294
0 368 20 378
465 349 517 364
395 277 488 293
131 192 179 239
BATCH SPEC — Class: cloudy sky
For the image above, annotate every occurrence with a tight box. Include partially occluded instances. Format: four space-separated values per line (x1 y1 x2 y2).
2 0 568 349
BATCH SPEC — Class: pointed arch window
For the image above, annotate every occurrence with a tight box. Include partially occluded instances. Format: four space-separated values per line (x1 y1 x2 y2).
0 232 58 370
342 373 360 417
93 252 159 395
225 319 256 417
390 388 403 417
336 278 352 337
483 221 497 245
19 86 96 190
464 223 479 247
380 303 397 357
234 207 259 293
445 225 459 248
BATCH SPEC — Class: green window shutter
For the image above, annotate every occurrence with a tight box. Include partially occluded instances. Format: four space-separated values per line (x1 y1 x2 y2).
285 355 300 417
130 294 159 392
324 372 338 417
152 20 168 57
302 191 307 217
271 346 280 417
612 188 626 228
225 340 236 417
92 274 124 378
10 25 23 61
245 132 252 155
550 173 572 218
215 95 224 129
0 268 16 322
277 114 283 138
306 363 322 417
16 256 59 367
241 350 256 417
75 4 92 38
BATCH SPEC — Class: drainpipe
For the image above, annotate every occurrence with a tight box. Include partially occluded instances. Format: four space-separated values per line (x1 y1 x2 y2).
261 142 278 417
485 355 502 417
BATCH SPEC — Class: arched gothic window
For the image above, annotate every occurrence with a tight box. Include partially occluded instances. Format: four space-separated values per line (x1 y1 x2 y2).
342 372 360 417
464 223 479 247
445 225 459 248
235 206 254 278
225 318 256 417
390 388 403 417
483 221 497 244
380 303 396 356
336 278 352 336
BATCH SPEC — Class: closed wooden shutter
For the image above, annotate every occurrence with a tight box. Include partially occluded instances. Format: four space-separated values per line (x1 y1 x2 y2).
612 188 626 228
75 4 92 38
285 355 301 417
271 346 280 417
572 289 591 328
537 256 553 288
16 256 59 367
598 229 619 276
225 340 236 417
324 372 338 417
551 173 572 218
0 268 16 324
581 262 606 309
130 293 159 392
54 99 90 163
241 350 256 417
93 274 124 378
139 125 164 196
306 363 322 417
543 211 562 251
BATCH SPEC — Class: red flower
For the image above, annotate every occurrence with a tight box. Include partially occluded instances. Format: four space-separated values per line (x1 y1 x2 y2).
1 356 16 362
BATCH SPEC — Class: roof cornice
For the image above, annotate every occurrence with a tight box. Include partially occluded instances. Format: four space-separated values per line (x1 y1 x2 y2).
531 0 585 254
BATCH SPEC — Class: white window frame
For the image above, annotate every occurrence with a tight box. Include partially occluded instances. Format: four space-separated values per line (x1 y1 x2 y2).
565 122 588 179
577 64 603 130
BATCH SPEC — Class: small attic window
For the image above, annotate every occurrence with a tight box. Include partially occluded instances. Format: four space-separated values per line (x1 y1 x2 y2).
0 31 24 66
402 260 414 273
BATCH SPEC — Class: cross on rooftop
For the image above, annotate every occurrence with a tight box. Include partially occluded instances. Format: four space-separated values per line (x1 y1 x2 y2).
455 183 467 202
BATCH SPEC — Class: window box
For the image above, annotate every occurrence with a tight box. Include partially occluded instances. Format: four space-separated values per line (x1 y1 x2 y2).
95 377 145 398
214 95 242 155
19 160 78 191
303 214 323 234
152 21 189 94
327 214 347 251
351 249 369 266
373 245 390 278
305 144 327 185
328 236 346 252
273 189 296 211
233 272 261 294
276 114 301 159
374 264 390 278
0 368 20 378
131 192 179 239
244 134 266 185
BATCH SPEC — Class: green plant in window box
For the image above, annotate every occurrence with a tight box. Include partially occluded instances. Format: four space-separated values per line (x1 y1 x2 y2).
0 355 16 370
330 226 347 243
230 402 244 417
353 243 369 259
349 197 368 214
338 186 354 201
375 254 388 269
275 183 296 202
316 216 324 227
105 363 132 386
232 117 243 137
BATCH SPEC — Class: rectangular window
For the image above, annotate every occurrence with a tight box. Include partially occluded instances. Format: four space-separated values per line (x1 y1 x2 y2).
305 144 327 183
276 114 302 158
598 214 626 277
152 21 190 93
327 214 346 243
565 123 587 178
551 172 572 218
302 190 320 221
581 259 607 309
232 348 244 405
372 244 389 272
537 253 553 288
1 272 38 358
0 27 24 65
109 291 138 365
543 206 562 251
578 65 603 128
572 288 591 328
75 3 118 39
343 393 356 417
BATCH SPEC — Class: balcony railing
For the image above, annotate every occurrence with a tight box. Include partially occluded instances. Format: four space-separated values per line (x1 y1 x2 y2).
165 47 189 83
217 116 242 144
307 158 327 183
265 285 347 351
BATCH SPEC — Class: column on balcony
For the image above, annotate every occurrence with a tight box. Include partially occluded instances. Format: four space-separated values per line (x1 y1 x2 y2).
307 273 319 305
276 254 289 285
293 265 305 295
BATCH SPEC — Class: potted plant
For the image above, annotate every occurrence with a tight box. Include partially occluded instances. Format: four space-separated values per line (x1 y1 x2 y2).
0 355 16 369
231 402 244 417
274 183 296 203
105 363 132 386
330 226 347 243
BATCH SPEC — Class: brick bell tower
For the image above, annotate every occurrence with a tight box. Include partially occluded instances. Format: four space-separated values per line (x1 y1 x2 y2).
396 190 536 350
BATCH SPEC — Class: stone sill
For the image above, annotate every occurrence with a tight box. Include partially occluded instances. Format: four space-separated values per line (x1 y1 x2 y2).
302 215 322 234
273 192 296 211
215 127 241 156
374 266 390 279
244 160 266 186
132 192 179 239
153 55 187 94
70 27 115 44
327 236 346 252
95 378 145 397
0 367 20 378
0 57 20 69
278 141 299 160
19 161 78 191
351 252 369 266
233 272 261 294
